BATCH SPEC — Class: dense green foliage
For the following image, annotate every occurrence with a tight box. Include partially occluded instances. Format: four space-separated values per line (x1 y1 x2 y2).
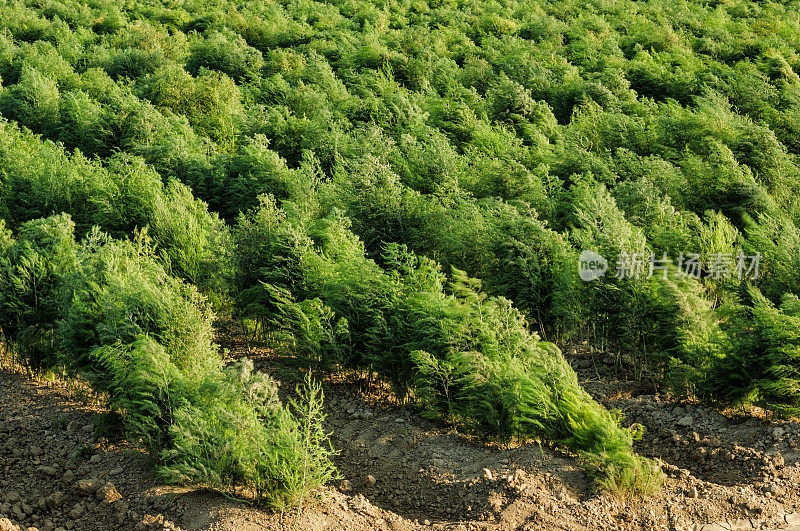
231 195 659 491
3 0 800 499
0 215 337 509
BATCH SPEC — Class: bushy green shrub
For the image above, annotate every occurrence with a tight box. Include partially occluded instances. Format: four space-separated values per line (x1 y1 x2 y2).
0 216 335 509
233 199 659 494
186 32 264 83
265 287 351 373
0 64 61 135
58 230 218 376
0 214 76 369
137 64 244 150
105 49 165 80
57 90 111 156
698 288 800 418
95 338 337 509
220 135 298 215
743 213 800 302
0 119 228 287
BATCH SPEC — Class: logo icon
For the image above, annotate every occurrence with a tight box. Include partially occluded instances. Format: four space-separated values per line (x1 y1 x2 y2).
578 250 607 281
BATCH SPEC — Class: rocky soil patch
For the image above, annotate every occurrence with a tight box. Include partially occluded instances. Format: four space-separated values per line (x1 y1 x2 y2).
2 326 800 530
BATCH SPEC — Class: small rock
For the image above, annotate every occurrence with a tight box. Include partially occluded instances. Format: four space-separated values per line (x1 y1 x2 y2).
786 513 800 526
364 475 376 487
68 505 84 519
339 480 351 493
96 483 121 504
693 447 708 460
773 427 786 440
677 415 693 427
46 492 64 509
61 471 76 486
89 454 101 464
109 467 123 476
483 468 493 480
75 478 102 495
687 486 698 498
395 418 405 423
36 466 58 477
82 424 93 433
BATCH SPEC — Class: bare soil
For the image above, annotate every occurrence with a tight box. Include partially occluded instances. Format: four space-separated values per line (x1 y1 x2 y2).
2 321 800 531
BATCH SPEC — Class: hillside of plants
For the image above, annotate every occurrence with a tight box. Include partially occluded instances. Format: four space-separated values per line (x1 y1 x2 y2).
1 0 800 508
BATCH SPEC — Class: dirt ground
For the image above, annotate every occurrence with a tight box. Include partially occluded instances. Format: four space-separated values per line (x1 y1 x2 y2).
2 321 800 531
